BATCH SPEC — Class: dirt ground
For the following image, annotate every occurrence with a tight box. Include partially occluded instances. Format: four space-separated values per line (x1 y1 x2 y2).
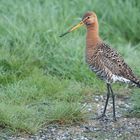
4 92 140 140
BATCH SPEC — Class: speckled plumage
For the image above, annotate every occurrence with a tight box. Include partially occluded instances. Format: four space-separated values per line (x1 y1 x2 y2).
87 42 140 86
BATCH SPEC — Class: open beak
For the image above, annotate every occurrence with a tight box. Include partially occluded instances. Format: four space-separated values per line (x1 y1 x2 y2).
59 20 84 37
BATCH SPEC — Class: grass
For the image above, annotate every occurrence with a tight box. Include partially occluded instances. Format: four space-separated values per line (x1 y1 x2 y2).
0 0 140 134
126 89 140 118
0 69 92 133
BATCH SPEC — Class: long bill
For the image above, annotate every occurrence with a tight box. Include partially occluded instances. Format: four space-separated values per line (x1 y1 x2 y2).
59 21 84 37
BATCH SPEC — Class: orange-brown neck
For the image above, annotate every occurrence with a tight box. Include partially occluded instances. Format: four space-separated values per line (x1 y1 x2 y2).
85 21 101 63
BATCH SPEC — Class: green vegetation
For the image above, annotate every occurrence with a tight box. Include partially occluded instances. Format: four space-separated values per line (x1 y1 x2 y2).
0 0 140 134
127 89 140 118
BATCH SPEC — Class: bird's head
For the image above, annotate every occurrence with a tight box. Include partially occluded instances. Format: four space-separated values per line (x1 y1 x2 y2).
60 11 97 37
82 12 97 26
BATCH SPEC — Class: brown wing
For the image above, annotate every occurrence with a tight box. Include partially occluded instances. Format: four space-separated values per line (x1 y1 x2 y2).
90 42 140 86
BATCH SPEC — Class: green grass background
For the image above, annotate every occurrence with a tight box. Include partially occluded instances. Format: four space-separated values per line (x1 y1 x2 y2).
0 0 140 134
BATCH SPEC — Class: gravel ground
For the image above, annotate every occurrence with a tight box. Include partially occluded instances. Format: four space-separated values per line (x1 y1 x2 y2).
4 94 140 140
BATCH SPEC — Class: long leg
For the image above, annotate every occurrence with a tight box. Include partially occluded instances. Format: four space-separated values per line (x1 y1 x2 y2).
102 83 110 116
97 83 110 119
109 85 117 121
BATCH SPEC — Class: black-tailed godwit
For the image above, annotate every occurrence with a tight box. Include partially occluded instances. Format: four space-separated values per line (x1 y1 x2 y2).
60 12 140 121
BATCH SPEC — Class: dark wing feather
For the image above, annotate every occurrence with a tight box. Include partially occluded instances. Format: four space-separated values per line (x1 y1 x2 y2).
90 42 140 86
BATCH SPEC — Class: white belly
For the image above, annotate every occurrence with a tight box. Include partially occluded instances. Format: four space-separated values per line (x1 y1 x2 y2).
112 74 130 83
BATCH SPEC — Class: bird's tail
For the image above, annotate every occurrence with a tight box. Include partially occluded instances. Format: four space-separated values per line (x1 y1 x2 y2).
131 79 140 88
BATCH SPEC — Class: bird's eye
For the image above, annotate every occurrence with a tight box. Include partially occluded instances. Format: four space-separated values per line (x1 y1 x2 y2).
87 16 90 19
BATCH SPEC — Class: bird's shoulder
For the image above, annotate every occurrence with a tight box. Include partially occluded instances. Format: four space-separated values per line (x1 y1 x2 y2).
92 42 135 77
95 42 128 68
96 42 121 59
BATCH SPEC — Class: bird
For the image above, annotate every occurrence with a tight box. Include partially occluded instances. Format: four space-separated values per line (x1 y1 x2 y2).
60 11 140 121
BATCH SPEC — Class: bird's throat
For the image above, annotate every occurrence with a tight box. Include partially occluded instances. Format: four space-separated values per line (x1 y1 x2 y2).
86 22 100 46
86 24 101 63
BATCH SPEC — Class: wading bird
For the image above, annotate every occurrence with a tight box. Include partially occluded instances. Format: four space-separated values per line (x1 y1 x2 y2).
60 12 140 121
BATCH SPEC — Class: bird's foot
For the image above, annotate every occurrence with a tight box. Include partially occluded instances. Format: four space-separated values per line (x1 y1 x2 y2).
95 114 108 121
113 116 117 122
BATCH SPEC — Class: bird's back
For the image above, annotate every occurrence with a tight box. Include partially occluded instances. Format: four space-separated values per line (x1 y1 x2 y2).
88 42 140 87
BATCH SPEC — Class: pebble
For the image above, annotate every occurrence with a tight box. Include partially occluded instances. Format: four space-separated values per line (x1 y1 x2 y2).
6 95 140 140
